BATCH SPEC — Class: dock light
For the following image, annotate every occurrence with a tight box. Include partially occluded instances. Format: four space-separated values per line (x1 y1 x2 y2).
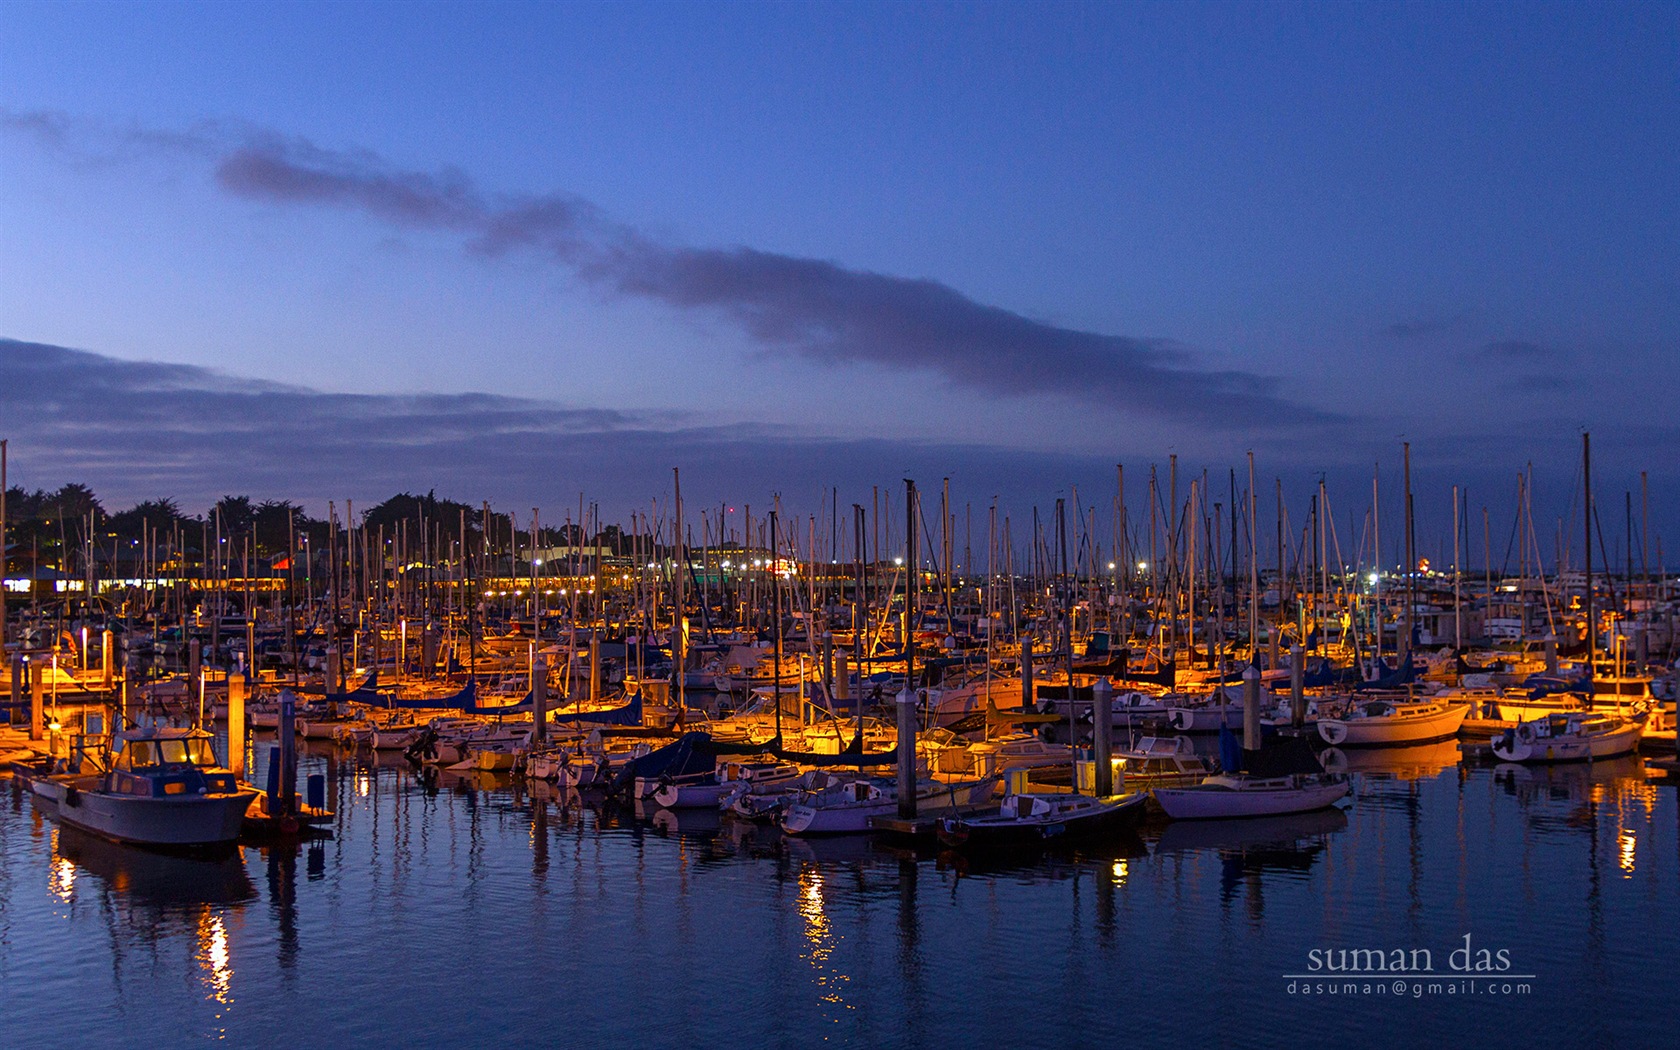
48 721 60 732
1136 561 1148 571
1107 562 1116 571
1367 573 1379 586
893 557 904 566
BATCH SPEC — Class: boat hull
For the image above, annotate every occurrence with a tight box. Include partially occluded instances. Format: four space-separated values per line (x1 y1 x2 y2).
1491 722 1643 763
938 792 1147 848
31 777 259 847
1152 776 1349 820
1316 703 1469 747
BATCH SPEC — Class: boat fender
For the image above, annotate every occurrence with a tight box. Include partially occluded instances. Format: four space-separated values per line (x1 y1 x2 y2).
63 786 81 808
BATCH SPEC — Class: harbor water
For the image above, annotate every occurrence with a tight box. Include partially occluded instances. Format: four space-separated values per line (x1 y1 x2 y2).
1 737 1675 1048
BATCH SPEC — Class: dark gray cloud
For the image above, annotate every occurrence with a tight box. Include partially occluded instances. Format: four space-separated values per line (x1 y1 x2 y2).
0 338 1130 520
192 128 1329 428
3 339 1671 554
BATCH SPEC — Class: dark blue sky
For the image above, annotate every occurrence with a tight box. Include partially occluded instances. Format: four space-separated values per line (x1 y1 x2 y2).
1 1 1675 565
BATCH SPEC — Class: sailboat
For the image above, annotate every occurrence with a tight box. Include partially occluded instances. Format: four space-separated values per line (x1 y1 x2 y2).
1151 731 1350 819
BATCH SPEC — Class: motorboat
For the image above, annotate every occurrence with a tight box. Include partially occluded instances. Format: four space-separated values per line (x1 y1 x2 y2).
26 726 259 847
780 776 996 835
1490 710 1645 763
937 790 1148 849
654 760 802 809
1316 698 1469 747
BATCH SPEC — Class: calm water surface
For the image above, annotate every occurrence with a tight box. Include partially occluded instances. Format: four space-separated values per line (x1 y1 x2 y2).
1 736 1675 1049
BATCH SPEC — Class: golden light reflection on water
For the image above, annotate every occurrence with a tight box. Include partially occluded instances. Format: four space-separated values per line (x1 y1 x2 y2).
1618 830 1636 876
48 830 76 902
196 907 234 1036
1112 860 1128 884
796 870 852 1021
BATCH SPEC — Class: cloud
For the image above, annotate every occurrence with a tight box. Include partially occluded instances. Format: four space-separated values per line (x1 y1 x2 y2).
2 111 1332 430
4 339 1673 549
0 337 1127 519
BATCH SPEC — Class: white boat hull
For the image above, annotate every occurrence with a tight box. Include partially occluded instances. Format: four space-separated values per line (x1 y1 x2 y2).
1317 703 1469 746
1491 722 1643 763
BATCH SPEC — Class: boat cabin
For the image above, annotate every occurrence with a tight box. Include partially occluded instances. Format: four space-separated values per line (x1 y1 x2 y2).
107 729 241 798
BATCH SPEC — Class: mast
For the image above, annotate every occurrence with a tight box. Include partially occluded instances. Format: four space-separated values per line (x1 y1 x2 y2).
1583 431 1594 691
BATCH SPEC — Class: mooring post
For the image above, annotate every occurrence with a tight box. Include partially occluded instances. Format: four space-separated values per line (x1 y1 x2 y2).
1092 676 1113 796
29 656 43 741
277 689 298 815
834 652 850 715
1290 643 1306 728
188 637 202 713
897 685 917 820
228 669 246 777
532 654 547 744
101 629 114 691
1020 637 1034 710
1242 663 1262 753
9 652 21 731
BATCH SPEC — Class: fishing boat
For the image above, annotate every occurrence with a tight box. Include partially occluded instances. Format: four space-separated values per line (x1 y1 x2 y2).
936 790 1148 849
1315 697 1470 747
26 727 259 847
1490 710 1645 763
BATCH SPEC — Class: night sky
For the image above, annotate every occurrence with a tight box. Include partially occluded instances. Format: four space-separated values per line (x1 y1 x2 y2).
2 2 1675 566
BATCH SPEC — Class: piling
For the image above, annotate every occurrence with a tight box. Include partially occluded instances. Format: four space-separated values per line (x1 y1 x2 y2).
188 638 202 709
326 646 342 694
422 624 440 678
228 670 246 776
1290 643 1306 728
532 654 548 744
1021 637 1035 709
821 631 834 700
1544 635 1558 677
30 658 43 742
1242 663 1261 753
101 629 114 691
896 686 917 819
589 632 601 703
276 690 298 815
1092 676 1113 796
834 652 850 714
8 653 20 731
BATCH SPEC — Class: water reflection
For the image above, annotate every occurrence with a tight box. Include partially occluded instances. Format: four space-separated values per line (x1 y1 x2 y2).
1321 739 1464 779
4 738 1675 1048
51 825 256 907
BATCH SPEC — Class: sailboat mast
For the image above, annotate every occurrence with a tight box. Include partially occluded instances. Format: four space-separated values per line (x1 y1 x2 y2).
1583 431 1594 689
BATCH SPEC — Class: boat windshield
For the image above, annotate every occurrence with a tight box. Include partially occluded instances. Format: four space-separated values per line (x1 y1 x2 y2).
123 737 218 767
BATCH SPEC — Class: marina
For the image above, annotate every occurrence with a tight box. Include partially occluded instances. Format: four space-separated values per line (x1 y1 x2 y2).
0 458 1675 1048
3 5 1677 1046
